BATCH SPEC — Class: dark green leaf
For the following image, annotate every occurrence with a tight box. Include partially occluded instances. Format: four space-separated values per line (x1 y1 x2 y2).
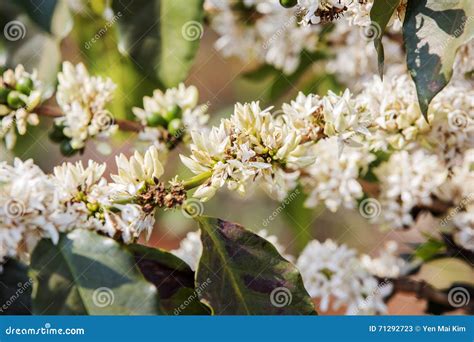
403 0 474 119
112 0 204 88
0 259 32 315
15 0 72 37
30 229 164 315
369 0 401 77
127 244 211 315
196 216 316 315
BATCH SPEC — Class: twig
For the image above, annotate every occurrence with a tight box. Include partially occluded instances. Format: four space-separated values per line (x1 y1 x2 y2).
36 105 143 132
388 277 473 313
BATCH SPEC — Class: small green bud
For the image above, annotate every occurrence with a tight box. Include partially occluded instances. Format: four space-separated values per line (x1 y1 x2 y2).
49 125 66 143
60 140 78 157
16 77 34 95
163 104 182 122
146 112 168 127
87 202 99 212
0 87 10 104
279 0 298 8
167 118 184 137
7 91 25 109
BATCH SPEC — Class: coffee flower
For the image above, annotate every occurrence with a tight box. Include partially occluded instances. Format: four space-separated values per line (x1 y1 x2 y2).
181 101 314 201
54 62 117 154
358 73 430 151
0 65 42 149
0 159 58 264
302 137 375 212
374 150 447 229
133 84 209 151
297 239 388 314
205 0 319 74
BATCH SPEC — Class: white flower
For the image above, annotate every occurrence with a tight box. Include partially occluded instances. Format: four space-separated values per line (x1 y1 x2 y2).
205 0 320 74
132 84 209 150
361 241 406 278
171 230 203 271
375 150 447 229
453 212 474 251
181 101 314 201
297 239 387 314
0 65 42 149
0 159 59 263
111 145 164 196
55 61 117 150
302 137 374 211
357 72 430 151
53 160 106 198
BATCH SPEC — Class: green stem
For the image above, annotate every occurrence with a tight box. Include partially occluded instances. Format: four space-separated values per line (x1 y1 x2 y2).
183 171 212 190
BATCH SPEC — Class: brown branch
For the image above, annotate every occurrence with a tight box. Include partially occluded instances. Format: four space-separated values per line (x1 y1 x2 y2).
388 276 473 313
36 105 143 132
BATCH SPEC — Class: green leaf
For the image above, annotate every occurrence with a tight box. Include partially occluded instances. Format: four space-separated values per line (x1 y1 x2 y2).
196 216 316 315
403 0 474 119
127 244 211 315
282 186 320 252
414 237 446 262
30 230 164 315
369 0 401 77
15 0 72 37
112 0 204 88
0 259 32 315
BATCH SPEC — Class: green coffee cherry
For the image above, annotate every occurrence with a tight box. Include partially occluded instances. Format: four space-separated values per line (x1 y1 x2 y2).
279 0 298 8
146 112 168 127
167 118 184 137
0 87 10 104
163 104 182 122
7 91 25 109
49 125 67 143
16 77 34 95
60 140 78 157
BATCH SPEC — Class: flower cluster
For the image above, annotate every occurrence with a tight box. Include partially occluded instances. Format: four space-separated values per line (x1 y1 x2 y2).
204 0 320 74
132 83 209 153
0 65 42 149
296 239 404 314
181 101 316 201
52 62 117 155
0 146 184 264
374 150 448 229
